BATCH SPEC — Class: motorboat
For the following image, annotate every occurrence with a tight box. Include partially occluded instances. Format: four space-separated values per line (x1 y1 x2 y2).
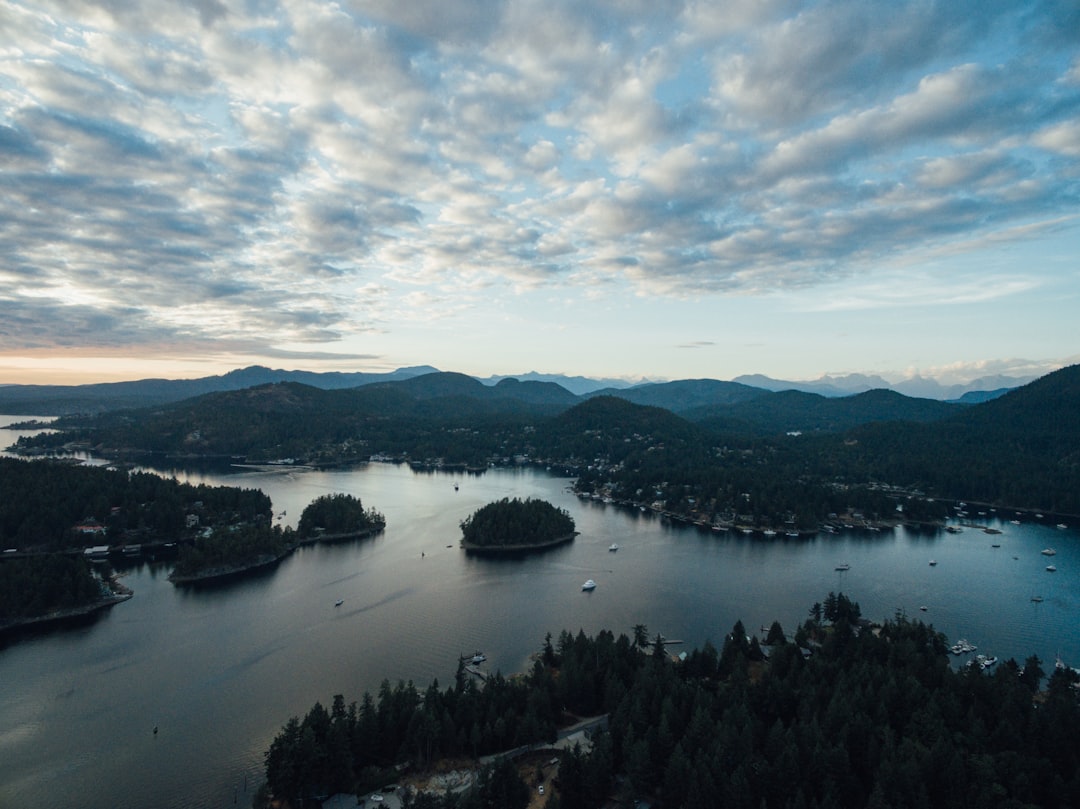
609 543 619 552
1042 548 1057 556
1046 565 1057 572
470 651 486 664
334 599 343 607
834 563 850 571
929 560 937 566
582 579 597 591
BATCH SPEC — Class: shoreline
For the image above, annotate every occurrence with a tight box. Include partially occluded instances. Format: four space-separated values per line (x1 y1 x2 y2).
168 527 385 583
168 549 293 584
0 575 133 635
460 532 578 554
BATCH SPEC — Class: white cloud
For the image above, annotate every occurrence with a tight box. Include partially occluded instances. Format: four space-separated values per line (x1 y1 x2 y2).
1 0 1078 380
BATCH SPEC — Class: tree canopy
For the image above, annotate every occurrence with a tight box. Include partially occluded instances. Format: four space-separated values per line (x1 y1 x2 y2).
297 492 386 539
459 497 575 549
261 594 1080 809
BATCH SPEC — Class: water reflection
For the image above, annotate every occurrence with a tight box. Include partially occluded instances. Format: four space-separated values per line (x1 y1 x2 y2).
0 451 1077 809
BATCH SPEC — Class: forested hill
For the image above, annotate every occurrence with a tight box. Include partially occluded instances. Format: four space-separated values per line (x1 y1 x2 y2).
0 365 438 415
821 364 1080 512
693 387 961 436
585 378 767 413
11 366 1079 514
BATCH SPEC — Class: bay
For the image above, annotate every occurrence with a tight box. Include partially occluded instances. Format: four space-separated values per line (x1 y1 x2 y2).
0 420 1077 809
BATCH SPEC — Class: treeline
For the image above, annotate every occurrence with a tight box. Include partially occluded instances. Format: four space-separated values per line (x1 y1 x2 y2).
459 498 575 547
297 493 386 539
0 457 271 550
0 554 104 625
14 365 1080 518
171 523 292 580
262 654 566 804
263 594 1080 808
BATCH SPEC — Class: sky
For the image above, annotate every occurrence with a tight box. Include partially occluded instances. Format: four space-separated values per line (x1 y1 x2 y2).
1 0 1079 387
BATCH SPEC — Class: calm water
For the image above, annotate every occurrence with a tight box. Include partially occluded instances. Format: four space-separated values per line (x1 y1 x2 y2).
1 419 1078 809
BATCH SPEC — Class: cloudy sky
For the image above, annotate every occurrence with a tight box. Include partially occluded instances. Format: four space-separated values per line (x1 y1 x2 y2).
2 0 1079 386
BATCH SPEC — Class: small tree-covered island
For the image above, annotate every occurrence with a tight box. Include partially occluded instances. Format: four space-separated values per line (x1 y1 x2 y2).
297 492 386 541
459 497 577 553
0 458 388 609
171 492 385 582
260 594 1080 809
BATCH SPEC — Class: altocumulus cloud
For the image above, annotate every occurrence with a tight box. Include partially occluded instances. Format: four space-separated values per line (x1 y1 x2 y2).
1 0 1078 353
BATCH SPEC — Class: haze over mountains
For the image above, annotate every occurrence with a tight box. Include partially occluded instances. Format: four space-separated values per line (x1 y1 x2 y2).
0 365 1035 416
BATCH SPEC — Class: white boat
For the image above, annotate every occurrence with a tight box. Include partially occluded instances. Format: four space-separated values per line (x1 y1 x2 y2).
1057 523 1067 530
334 599 343 607
1046 565 1057 572
1031 596 1044 603
835 563 850 571
470 651 486 664
582 579 597 591
763 529 777 537
608 543 619 552
929 560 938 566
1041 548 1057 556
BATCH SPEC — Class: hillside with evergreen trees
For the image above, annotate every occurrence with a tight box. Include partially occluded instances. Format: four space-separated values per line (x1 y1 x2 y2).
260 594 1080 808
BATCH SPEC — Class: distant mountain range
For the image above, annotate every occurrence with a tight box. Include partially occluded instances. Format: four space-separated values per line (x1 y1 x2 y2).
730 372 1035 401
13 364 1079 514
0 364 1034 416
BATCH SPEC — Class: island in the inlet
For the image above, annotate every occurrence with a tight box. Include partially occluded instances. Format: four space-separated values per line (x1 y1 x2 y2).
296 492 386 542
171 492 385 583
459 496 576 552
0 457 388 608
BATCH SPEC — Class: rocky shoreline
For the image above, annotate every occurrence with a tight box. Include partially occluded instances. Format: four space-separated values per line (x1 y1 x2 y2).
460 532 578 554
0 575 133 634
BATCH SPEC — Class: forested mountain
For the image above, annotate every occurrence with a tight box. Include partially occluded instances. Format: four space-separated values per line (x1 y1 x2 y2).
11 366 1079 516
692 388 961 436
586 378 767 413
0 365 439 415
0 363 1026 417
817 364 1080 513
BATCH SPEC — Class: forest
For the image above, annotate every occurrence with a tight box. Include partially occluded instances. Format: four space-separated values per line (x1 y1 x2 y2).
261 592 1080 808
459 497 576 549
0 456 272 549
0 554 105 626
12 364 1080 524
297 492 386 539
170 522 293 581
